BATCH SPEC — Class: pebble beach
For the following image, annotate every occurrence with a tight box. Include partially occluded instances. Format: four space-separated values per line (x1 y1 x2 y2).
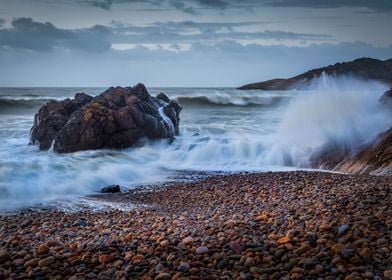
0 171 391 280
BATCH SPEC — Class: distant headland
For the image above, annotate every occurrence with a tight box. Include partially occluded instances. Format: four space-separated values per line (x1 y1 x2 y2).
238 57 392 90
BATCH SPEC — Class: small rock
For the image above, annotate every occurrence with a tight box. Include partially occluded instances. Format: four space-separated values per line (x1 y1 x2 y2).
177 261 190 272
24 258 40 268
99 254 114 264
331 243 344 255
244 257 255 267
229 241 241 254
37 244 49 254
337 224 350 236
383 270 392 279
113 259 123 268
358 248 372 262
341 248 355 259
182 236 194 245
78 218 88 227
277 236 291 245
131 255 144 264
0 250 10 264
315 264 324 273
217 259 228 269
319 223 332 232
189 267 199 275
13 259 25 266
38 256 55 266
255 214 268 221
195 246 209 254
295 244 311 255
274 249 285 259
155 272 171 280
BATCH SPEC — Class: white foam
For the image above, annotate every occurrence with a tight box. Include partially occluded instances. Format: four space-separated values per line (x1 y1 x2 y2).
0 80 390 211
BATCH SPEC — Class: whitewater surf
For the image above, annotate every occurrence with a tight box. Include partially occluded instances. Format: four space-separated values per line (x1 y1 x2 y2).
0 75 390 211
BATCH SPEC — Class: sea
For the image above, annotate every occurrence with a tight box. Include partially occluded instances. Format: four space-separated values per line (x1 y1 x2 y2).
0 74 391 211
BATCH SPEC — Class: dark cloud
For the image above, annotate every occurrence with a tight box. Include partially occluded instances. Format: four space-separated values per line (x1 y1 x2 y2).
17 0 392 14
1 39 391 86
77 0 392 13
0 19 5 27
86 0 113 9
195 0 229 9
0 18 112 52
168 0 198 15
75 0 234 13
265 0 392 12
109 20 331 44
0 18 331 52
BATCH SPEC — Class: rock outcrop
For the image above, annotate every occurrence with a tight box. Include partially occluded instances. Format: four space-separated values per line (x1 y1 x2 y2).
380 88 392 107
239 57 392 90
30 84 182 153
30 93 93 150
336 128 392 175
311 128 392 175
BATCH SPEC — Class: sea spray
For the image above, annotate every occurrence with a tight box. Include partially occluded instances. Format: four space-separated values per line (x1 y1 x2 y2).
158 107 175 137
0 82 390 211
262 73 392 166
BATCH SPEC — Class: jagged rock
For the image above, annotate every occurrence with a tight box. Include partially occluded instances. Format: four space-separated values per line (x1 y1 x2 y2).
30 83 182 153
30 93 93 150
239 57 392 90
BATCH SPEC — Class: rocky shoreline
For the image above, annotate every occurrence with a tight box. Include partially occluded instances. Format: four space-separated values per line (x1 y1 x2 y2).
0 171 391 280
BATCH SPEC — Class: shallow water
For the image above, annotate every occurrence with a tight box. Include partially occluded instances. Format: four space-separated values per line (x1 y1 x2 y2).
0 75 390 211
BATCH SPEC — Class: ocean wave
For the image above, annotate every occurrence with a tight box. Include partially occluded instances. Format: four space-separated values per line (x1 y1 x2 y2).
0 97 66 111
174 94 283 107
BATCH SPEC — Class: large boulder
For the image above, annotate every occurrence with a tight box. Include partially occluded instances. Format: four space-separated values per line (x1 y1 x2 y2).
30 93 93 150
30 83 182 153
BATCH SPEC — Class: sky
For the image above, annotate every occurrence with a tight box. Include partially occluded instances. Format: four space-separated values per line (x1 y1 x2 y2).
0 0 391 87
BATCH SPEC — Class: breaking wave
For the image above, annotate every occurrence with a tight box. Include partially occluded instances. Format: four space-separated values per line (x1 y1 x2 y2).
174 94 283 107
0 79 391 211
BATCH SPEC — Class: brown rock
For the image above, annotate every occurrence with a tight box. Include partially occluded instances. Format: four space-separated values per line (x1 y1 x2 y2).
295 244 311 255
277 236 291 245
155 272 172 280
229 241 241 254
37 244 50 254
0 250 10 264
244 257 255 267
38 256 55 267
331 243 344 255
384 270 392 279
99 254 114 264
131 254 145 264
358 248 372 262
319 223 332 232
24 258 40 268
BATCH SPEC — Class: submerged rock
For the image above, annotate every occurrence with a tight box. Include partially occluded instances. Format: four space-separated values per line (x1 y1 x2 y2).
101 185 121 193
30 83 182 153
